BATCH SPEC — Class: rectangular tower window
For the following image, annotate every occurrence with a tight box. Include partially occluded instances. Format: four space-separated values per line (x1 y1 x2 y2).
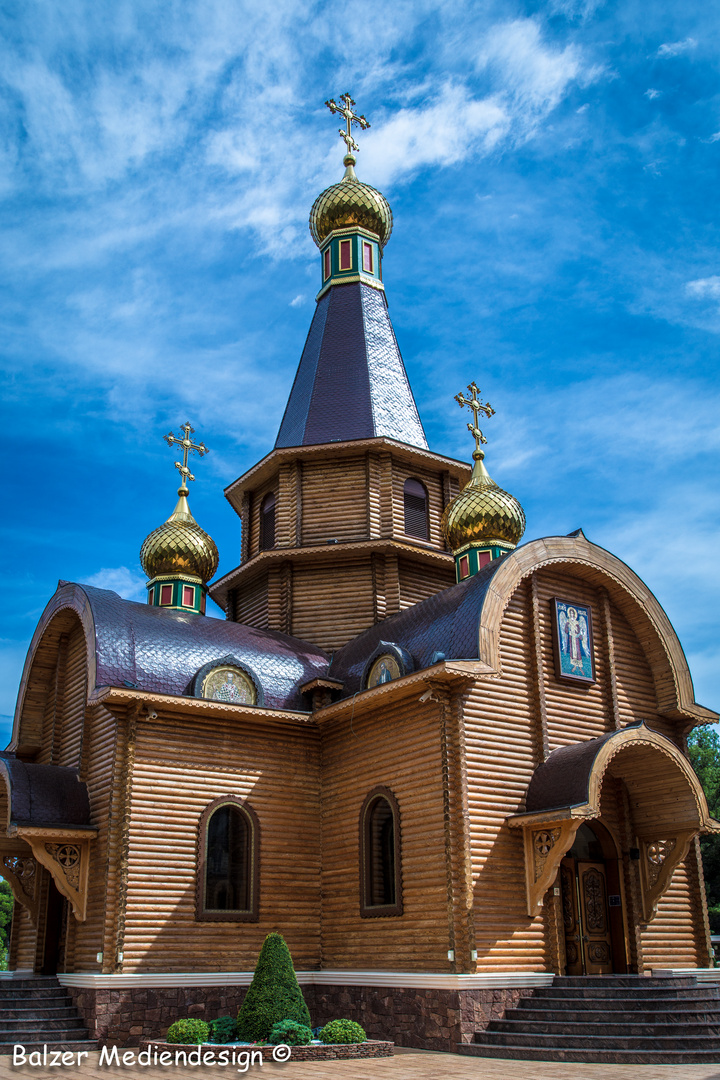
182 585 195 607
363 242 373 273
160 584 173 605
477 551 492 568
340 239 352 270
147 587 155 605
459 555 470 579
323 249 331 279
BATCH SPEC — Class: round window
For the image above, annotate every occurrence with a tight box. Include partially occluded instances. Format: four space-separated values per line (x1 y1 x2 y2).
367 655 401 688
202 666 256 704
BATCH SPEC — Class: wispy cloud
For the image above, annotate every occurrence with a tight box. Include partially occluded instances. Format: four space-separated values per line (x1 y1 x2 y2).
645 88 661 100
656 38 697 58
83 566 147 601
686 276 720 302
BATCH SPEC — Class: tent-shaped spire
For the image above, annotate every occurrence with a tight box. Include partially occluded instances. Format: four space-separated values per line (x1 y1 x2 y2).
275 281 428 449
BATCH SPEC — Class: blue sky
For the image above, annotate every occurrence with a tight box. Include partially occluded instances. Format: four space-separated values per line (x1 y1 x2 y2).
2 0 719 743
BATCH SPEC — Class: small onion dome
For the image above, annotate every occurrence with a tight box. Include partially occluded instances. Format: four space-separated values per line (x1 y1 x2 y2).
441 450 526 552
140 492 219 583
309 154 393 249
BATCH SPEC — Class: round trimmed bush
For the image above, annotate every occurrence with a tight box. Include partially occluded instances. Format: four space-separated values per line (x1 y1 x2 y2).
209 1015 237 1044
166 1018 210 1044
269 1019 313 1046
319 1019 366 1044
236 932 312 1041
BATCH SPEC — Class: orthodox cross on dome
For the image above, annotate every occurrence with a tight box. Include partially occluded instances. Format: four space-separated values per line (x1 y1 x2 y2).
455 382 495 455
325 93 370 156
164 422 209 495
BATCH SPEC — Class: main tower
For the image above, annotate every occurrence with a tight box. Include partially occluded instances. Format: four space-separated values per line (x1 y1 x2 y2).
211 96 471 649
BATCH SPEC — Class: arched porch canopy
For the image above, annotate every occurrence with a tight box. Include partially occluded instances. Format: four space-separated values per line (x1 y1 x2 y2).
0 754 96 922
509 723 720 919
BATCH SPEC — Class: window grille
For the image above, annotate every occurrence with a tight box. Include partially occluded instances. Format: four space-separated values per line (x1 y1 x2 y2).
403 478 429 540
260 492 276 550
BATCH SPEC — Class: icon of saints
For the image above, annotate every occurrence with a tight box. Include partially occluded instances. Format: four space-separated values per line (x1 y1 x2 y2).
212 671 247 703
559 606 590 674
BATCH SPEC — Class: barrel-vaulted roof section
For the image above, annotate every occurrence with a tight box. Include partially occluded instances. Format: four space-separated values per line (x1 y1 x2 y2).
329 533 716 724
12 583 329 731
274 282 427 450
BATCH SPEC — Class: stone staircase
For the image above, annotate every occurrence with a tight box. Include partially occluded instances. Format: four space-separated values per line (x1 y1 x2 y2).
459 974 720 1064
0 977 98 1054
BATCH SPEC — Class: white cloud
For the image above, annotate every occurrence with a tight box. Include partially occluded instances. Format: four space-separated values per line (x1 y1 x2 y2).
686 276 720 301
83 566 147 601
656 38 697 58
289 294 305 307
707 132 720 143
645 88 661 100
547 0 606 19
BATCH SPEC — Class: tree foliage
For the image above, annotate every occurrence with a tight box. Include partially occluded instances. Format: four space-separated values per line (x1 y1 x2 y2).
237 932 311 1041
688 728 720 933
0 880 12 970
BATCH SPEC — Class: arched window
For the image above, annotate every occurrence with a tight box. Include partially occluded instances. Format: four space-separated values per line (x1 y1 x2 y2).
197 796 259 922
360 787 402 917
403 478 428 540
260 492 276 550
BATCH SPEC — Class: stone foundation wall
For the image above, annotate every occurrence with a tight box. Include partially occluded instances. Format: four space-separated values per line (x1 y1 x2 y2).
67 982 534 1051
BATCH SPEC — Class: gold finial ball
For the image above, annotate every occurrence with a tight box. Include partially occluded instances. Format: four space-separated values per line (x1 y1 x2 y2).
309 163 393 248
140 513 219 583
441 454 526 552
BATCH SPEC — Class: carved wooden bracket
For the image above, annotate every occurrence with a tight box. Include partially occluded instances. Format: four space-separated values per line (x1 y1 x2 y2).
510 816 584 917
0 854 39 924
638 830 695 924
16 829 94 921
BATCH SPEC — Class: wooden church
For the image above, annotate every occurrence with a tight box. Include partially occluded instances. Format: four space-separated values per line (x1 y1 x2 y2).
2 95 719 1054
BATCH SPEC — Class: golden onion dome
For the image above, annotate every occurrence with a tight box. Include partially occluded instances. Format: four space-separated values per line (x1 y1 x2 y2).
441 450 526 552
309 154 393 249
140 493 219 583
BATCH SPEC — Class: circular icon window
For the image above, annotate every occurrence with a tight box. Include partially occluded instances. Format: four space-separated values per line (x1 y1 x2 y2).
367 655 401 688
202 666 256 704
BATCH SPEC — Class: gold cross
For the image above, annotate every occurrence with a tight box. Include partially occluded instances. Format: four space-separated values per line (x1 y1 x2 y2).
455 382 495 454
325 93 370 156
164 422 209 494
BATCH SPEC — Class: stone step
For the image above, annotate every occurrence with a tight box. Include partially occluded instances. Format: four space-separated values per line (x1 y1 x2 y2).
0 1007 78 1021
553 975 700 989
459 1043 720 1065
0 1041 99 1057
0 988 71 1002
489 1019 720 1038
533 985 718 1002
0 978 61 990
474 1031 720 1051
510 1006 720 1025
0 997 75 1015
0 1018 86 1034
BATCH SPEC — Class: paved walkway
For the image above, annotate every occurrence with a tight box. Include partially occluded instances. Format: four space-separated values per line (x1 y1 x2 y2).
2 1048 720 1080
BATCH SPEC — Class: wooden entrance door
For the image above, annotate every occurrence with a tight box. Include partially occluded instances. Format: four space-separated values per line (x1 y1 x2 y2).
560 857 613 975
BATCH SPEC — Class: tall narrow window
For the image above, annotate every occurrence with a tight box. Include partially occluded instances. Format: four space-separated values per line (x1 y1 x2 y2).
260 492 276 550
360 788 402 917
197 797 259 921
363 242 373 273
323 248 331 279
403 478 429 540
340 239 352 270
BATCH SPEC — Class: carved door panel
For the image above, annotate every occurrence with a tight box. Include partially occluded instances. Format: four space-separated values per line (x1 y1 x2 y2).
560 858 583 975
578 861 613 974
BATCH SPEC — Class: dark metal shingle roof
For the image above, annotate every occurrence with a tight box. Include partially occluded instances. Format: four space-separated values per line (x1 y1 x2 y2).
329 556 505 694
62 584 329 711
275 282 427 449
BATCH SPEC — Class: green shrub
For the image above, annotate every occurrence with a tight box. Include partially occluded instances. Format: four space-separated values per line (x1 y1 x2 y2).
268 1019 313 1046
319 1019 366 1044
209 1016 237 1044
236 932 311 1041
166 1019 210 1045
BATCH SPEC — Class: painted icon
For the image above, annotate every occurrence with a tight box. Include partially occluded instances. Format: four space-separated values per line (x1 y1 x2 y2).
367 655 402 688
202 666 256 704
551 598 595 684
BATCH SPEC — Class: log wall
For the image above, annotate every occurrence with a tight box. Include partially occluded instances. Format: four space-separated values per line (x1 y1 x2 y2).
120 711 322 972
319 695 449 971
291 560 374 650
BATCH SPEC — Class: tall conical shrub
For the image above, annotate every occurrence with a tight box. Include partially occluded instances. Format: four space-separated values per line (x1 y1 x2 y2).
237 932 311 1041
